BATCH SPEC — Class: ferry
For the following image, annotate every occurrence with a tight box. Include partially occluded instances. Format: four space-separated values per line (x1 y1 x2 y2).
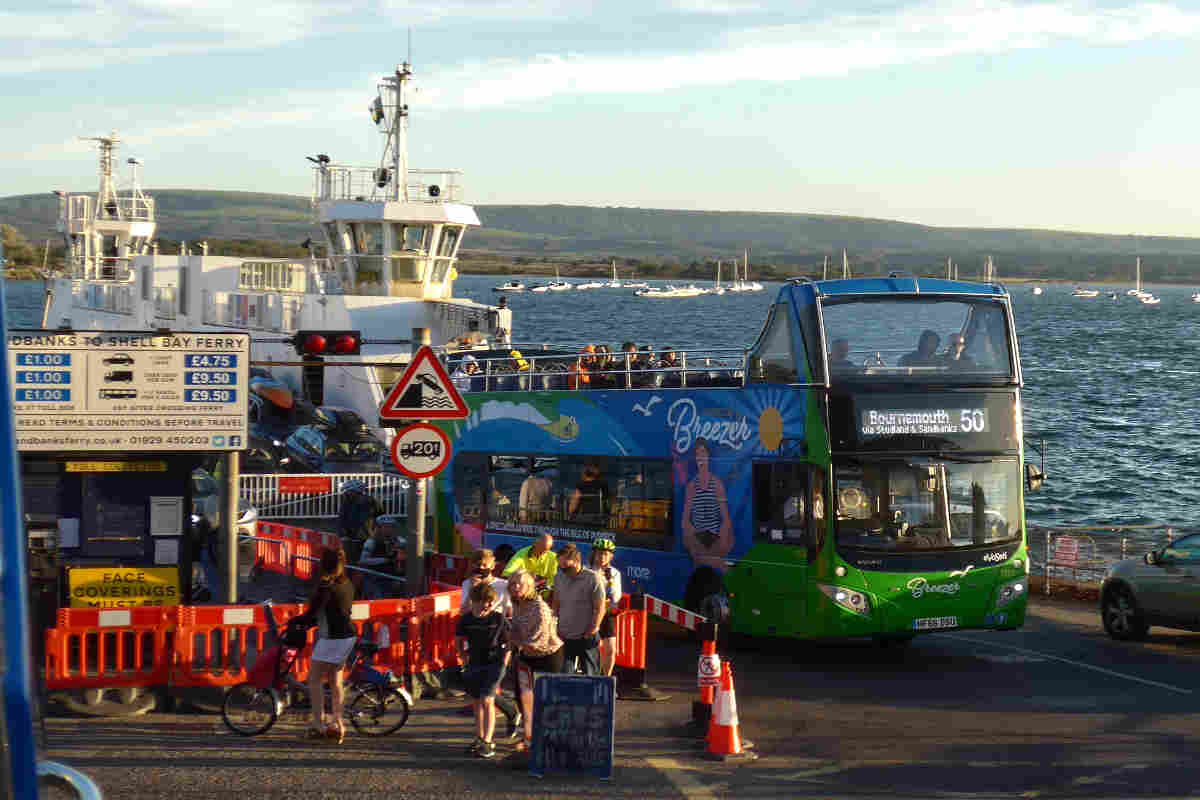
42 64 511 443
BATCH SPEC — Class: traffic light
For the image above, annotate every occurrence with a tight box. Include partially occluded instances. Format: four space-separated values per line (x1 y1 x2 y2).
292 330 362 356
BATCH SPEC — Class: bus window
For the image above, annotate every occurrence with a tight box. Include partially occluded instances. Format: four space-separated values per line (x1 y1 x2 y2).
454 454 487 526
753 463 810 547
476 453 672 551
747 303 799 384
834 458 1020 551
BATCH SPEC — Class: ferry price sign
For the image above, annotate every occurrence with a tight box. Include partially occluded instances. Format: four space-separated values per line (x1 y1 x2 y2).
6 331 250 453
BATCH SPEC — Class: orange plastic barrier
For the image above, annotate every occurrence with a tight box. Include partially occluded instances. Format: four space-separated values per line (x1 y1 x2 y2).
427 553 471 592
249 523 341 580
406 589 462 676
44 607 176 691
172 603 305 688
614 593 647 671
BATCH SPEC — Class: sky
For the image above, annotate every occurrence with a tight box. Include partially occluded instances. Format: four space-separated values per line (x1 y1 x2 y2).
4 1 1200 237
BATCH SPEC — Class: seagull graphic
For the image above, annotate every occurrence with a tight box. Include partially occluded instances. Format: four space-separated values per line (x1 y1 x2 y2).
632 396 662 417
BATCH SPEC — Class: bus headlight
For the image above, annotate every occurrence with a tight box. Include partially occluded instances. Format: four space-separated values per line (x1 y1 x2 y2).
818 584 871 616
993 577 1027 609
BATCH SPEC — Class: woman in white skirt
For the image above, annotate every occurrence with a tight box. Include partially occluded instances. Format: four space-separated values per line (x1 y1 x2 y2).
294 547 356 743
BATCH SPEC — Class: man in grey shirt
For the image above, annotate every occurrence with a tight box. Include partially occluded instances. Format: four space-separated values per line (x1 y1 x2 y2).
552 543 606 676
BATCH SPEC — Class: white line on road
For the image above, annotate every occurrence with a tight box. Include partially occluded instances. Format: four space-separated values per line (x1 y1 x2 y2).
646 757 719 800
943 634 1194 695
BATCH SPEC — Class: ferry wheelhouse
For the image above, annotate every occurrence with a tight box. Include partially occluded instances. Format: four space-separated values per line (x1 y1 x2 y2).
43 64 511 440
432 275 1040 641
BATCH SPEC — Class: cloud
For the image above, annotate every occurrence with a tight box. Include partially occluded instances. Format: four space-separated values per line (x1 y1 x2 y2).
419 2 1200 108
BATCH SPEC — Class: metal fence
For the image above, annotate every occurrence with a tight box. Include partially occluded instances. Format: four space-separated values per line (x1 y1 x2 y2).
239 472 410 519
1028 524 1192 594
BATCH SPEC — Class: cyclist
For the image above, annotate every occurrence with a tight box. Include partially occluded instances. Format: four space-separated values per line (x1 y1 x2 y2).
338 479 382 561
589 538 622 677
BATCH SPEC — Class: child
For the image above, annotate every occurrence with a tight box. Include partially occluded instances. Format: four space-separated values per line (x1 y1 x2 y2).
455 582 511 759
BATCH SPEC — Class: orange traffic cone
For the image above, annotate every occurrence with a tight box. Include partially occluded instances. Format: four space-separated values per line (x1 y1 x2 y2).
704 662 757 762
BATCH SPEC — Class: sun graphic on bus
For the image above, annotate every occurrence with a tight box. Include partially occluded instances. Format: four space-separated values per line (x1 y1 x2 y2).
758 407 784 451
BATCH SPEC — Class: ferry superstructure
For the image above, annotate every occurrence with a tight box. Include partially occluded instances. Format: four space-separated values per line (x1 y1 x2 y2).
43 64 511 440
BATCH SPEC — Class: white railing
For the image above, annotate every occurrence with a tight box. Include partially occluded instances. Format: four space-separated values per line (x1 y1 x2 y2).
239 472 410 519
314 166 464 204
203 291 301 331
72 281 134 314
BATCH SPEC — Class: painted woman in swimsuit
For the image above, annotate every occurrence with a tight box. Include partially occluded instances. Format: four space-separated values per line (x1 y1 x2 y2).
680 438 733 571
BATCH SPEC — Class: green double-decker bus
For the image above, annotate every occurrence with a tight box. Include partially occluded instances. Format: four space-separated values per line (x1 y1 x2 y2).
432 275 1039 641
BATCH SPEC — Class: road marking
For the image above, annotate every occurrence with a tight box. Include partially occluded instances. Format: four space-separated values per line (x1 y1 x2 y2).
647 757 719 799
976 653 1047 664
943 634 1193 695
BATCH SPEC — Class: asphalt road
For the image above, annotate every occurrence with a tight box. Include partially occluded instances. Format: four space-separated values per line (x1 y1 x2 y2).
44 597 1200 799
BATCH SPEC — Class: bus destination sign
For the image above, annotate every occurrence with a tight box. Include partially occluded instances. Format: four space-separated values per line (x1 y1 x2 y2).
849 392 1016 451
860 407 988 437
6 330 250 452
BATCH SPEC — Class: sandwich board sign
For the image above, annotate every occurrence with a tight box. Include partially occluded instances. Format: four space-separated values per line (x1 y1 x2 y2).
530 674 614 779
378 346 468 425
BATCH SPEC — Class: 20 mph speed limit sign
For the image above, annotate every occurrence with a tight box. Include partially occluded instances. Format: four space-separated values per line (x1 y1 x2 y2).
389 423 452 479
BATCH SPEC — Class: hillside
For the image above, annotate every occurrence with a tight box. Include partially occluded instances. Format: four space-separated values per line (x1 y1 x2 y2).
6 190 1200 281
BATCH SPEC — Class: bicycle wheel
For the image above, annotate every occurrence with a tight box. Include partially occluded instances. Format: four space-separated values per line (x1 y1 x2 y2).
346 684 410 736
222 682 280 736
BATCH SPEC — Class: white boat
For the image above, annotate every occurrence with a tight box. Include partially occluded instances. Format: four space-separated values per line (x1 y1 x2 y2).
1191 291 1200 303
1072 287 1100 297
1032 286 1044 295
492 280 525 292
707 260 726 295
575 281 605 290
530 265 571 292
42 64 510 444
602 259 623 289
1126 257 1148 296
1139 294 1161 305
635 284 705 298
624 281 649 290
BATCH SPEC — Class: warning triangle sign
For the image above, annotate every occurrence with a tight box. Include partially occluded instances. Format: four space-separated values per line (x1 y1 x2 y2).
379 345 469 423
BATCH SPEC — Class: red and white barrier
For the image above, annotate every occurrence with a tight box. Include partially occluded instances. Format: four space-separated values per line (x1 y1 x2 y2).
644 595 707 632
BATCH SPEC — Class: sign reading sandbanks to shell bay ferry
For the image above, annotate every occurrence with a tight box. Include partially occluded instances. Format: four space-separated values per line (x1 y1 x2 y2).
6 330 249 452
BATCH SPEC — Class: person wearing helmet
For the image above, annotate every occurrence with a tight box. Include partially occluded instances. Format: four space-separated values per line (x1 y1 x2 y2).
588 538 622 678
338 479 382 561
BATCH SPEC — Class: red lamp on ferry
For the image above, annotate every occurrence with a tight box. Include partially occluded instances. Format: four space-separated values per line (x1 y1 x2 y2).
292 330 362 356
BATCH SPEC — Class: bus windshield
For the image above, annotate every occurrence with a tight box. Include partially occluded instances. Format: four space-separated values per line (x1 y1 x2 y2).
822 297 1013 381
834 458 1021 552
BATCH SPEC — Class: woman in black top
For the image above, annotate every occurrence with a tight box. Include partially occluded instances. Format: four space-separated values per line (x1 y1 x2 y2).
295 547 356 743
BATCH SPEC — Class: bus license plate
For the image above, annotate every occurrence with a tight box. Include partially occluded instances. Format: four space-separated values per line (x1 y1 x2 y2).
913 616 958 630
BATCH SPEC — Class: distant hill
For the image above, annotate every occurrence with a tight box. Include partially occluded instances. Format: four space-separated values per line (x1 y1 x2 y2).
6 189 1200 281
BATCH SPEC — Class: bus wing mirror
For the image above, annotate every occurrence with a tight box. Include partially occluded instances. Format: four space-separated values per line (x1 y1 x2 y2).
1025 462 1045 493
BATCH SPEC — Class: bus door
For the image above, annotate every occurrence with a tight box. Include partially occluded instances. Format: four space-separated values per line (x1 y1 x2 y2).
729 461 818 637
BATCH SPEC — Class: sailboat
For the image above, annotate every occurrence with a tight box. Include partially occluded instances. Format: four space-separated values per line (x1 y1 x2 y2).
1126 257 1150 297
1072 287 1100 297
844 249 852 279
742 249 763 291
707 260 726 295
532 265 571 292
1032 285 1044 295
492 280 526 292
600 259 623 288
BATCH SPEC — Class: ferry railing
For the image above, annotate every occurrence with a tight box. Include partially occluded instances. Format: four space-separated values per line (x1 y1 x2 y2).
153 286 177 320
239 472 410 519
313 165 464 204
447 345 749 392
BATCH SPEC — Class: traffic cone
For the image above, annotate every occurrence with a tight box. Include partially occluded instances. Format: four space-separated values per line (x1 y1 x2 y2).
704 662 757 762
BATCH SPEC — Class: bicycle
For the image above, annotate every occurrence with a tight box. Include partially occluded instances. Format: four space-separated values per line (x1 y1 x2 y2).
221 603 413 737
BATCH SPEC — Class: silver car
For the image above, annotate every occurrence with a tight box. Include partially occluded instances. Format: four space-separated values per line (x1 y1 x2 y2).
1100 533 1200 640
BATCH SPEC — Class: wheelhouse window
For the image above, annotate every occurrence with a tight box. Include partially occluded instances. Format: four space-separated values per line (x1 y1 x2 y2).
438 226 462 258
822 297 1013 382
748 303 799 384
834 458 1020 552
459 453 672 551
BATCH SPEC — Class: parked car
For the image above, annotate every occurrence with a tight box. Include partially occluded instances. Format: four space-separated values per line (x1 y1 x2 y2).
191 468 259 536
1100 533 1200 640
283 419 385 474
238 434 290 474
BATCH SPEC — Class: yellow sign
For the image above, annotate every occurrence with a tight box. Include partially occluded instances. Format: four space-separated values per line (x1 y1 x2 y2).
65 461 168 473
68 567 181 608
